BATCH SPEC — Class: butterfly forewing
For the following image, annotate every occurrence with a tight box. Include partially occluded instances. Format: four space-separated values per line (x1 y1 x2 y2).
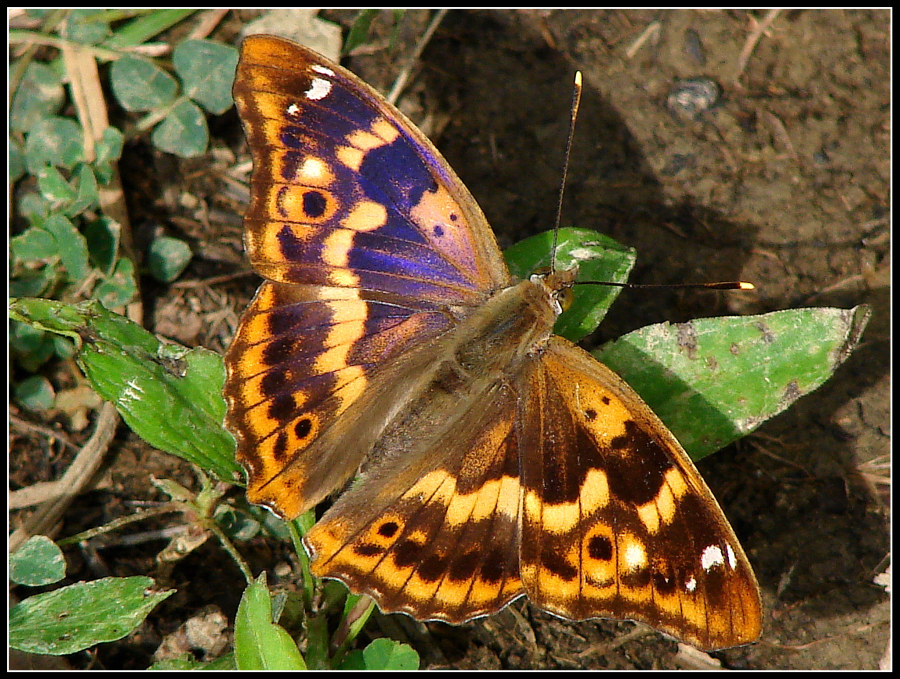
227 35 513 517
232 34 510 305
518 337 762 650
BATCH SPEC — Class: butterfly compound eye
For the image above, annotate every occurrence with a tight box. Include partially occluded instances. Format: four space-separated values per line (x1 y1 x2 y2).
557 287 574 312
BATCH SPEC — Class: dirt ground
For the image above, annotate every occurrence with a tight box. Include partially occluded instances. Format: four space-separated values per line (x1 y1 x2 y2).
11 9 889 670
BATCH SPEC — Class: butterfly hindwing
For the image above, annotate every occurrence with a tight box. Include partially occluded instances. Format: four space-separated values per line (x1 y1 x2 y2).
518 337 762 651
303 380 525 622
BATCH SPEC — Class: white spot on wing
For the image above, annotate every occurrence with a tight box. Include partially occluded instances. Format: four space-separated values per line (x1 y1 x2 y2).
300 157 326 180
684 575 697 592
701 544 725 571
286 102 301 116
311 64 335 76
624 541 646 570
305 77 332 101
726 542 737 570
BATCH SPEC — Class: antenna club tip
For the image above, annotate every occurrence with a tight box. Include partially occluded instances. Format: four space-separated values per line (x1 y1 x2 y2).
738 281 756 290
574 71 583 86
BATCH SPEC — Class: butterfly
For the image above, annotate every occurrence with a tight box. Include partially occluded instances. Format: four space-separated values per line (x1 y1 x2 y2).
224 34 762 651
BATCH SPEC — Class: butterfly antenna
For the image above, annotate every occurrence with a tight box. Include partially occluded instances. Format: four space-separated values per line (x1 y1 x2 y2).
551 71 583 273
580 280 756 291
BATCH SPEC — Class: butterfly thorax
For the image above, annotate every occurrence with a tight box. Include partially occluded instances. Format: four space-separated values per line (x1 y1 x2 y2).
449 269 573 375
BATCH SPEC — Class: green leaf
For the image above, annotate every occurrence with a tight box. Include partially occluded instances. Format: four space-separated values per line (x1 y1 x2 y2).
343 9 380 54
340 638 420 670
36 165 77 205
95 126 125 165
9 536 66 586
60 8 112 44
9 576 174 655
24 117 85 173
93 256 137 308
148 235 193 283
110 55 178 111
8 298 241 482
595 305 872 460
234 575 307 670
504 227 636 342
102 9 198 49
10 321 57 372
173 39 239 115
9 266 57 300
151 99 208 157
10 61 65 133
11 226 57 264
213 504 261 542
85 217 121 274
16 190 51 226
42 214 91 282
13 375 55 412
10 135 26 181
67 164 100 216
337 595 377 656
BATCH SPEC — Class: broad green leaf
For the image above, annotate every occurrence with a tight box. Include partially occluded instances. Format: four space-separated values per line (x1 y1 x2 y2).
9 266 56 300
9 576 174 655
8 298 241 482
11 226 57 264
16 190 51 226
234 575 307 670
595 305 871 460
36 165 77 204
60 8 111 43
9 320 57 371
9 536 66 586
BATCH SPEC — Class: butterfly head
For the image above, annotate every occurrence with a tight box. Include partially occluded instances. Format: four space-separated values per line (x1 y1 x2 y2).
530 266 577 316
